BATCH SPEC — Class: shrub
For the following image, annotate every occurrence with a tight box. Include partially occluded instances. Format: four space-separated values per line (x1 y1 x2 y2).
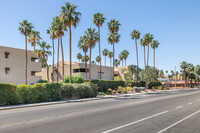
61 84 75 98
90 80 125 92
0 83 21 105
127 87 133 92
131 81 145 87
106 92 112 95
99 92 105 95
112 90 116 94
148 81 162 89
122 87 127 93
64 75 84 83
108 88 113 93
117 86 122 94
37 80 48 83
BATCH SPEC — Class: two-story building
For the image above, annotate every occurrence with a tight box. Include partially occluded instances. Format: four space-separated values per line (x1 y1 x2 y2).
0 46 42 84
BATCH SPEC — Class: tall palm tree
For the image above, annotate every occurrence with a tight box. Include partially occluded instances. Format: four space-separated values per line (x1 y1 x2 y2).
35 41 52 81
78 35 89 79
118 53 124 66
107 19 121 80
102 49 108 66
186 63 194 87
18 20 34 84
52 16 65 81
130 30 140 69
140 38 147 67
85 28 99 80
180 61 188 87
96 56 101 65
194 65 200 85
108 51 113 67
114 59 120 67
93 13 106 79
82 55 89 65
121 50 129 66
28 30 41 51
60 2 81 83
151 40 159 68
76 53 82 62
47 25 57 83
144 33 154 66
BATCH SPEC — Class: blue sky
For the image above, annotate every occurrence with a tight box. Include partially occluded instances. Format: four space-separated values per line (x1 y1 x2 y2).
0 0 200 73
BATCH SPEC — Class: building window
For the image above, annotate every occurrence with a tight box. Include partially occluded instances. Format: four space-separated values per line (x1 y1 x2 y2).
5 67 10 74
31 57 39 62
5 52 9 59
73 68 89 73
31 71 36 76
98 72 104 74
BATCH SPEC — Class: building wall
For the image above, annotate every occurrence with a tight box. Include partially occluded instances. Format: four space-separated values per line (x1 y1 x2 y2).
37 61 113 82
0 46 41 84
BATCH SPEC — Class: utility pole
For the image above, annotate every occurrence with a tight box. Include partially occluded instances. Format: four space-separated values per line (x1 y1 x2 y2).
175 66 177 89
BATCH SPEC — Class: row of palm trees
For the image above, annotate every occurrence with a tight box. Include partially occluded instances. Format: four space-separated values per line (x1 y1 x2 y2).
180 61 200 87
18 2 160 84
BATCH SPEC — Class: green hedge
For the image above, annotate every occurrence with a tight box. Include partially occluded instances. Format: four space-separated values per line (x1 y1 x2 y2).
0 83 21 105
90 80 125 92
64 75 84 83
131 81 145 87
61 83 98 99
0 83 62 105
148 81 162 89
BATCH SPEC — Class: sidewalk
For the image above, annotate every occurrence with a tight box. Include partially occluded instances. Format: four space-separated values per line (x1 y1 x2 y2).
0 88 197 111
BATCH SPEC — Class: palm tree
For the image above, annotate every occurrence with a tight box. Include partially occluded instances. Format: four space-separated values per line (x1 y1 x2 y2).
130 30 140 69
102 49 108 66
93 13 106 79
96 56 101 65
78 35 89 79
47 25 57 83
18 20 34 84
186 63 194 87
76 53 82 62
151 40 159 68
118 53 124 66
144 33 154 66
28 30 41 51
107 19 121 80
60 2 81 83
82 55 89 72
114 59 120 67
52 16 65 81
194 65 200 85
180 61 188 87
35 41 52 81
85 28 99 80
91 60 96 65
108 51 113 66
166 70 168 78
121 50 129 66
140 38 147 67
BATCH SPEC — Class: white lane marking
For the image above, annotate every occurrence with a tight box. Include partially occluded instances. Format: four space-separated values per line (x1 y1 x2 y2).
196 99 200 102
188 102 193 105
157 109 200 133
176 106 183 109
102 110 168 133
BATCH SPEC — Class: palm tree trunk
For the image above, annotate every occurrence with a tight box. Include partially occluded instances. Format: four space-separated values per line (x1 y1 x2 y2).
69 26 72 83
144 46 146 67
125 59 126 66
147 44 149 66
105 56 106 66
25 35 28 84
184 69 186 87
113 43 115 80
89 47 92 80
122 60 123 66
85 51 87 79
46 63 49 82
60 36 64 81
98 26 102 79
52 38 55 83
110 58 111 67
57 37 60 83
154 48 155 68
135 39 139 69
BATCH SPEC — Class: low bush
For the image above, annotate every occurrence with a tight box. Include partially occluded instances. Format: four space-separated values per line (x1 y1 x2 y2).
64 75 84 83
37 80 48 83
131 81 145 87
61 83 98 99
90 80 125 92
0 83 21 105
117 86 122 94
148 81 162 89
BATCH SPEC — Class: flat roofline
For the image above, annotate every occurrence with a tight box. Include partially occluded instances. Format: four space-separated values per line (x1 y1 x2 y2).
0 45 34 52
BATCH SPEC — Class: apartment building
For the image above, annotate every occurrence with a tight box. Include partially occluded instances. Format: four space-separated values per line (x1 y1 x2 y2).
0 46 42 84
37 61 113 81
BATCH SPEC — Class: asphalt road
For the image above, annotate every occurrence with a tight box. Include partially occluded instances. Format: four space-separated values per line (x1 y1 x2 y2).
0 89 200 133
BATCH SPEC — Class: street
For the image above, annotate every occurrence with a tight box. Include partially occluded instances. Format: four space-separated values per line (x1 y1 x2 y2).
0 89 200 133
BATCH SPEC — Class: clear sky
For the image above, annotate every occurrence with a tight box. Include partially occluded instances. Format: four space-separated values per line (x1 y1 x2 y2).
1 0 200 73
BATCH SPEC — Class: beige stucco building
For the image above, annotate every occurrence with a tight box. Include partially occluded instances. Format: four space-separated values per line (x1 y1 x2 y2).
37 61 113 81
0 46 41 84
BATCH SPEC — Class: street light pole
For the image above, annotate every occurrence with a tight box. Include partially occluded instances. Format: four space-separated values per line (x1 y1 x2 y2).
175 66 177 89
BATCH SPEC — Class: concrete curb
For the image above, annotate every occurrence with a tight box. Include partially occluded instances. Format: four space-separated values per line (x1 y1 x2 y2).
0 97 110 111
